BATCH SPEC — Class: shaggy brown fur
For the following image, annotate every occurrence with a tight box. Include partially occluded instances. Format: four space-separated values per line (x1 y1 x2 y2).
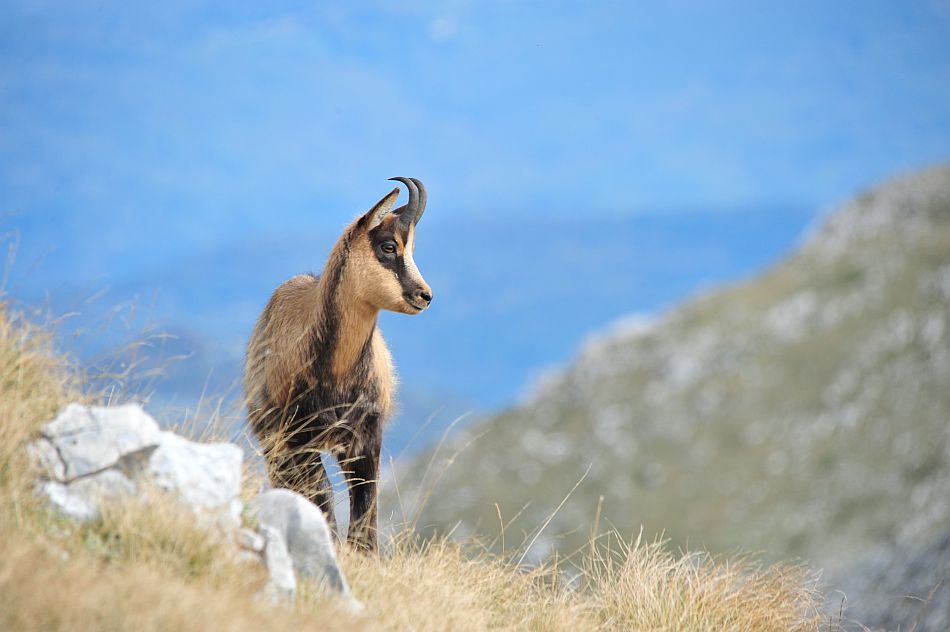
244 180 432 551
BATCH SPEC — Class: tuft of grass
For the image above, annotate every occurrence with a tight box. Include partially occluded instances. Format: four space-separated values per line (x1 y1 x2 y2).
581 532 824 631
339 535 589 630
76 496 250 582
0 305 836 631
0 304 78 495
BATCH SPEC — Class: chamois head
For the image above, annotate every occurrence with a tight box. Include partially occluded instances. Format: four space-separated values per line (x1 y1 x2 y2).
348 177 433 315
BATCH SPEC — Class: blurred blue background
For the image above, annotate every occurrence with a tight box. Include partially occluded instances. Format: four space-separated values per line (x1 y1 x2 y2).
2 1 949 453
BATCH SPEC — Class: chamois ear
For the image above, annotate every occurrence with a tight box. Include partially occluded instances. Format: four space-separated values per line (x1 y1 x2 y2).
359 187 401 230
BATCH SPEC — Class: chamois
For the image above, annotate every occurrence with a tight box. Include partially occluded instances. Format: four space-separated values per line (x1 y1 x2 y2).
244 177 432 551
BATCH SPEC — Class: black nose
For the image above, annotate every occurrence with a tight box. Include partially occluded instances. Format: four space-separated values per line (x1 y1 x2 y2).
420 291 433 303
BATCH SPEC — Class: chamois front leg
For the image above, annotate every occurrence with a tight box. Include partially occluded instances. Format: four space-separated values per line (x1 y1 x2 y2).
343 419 382 552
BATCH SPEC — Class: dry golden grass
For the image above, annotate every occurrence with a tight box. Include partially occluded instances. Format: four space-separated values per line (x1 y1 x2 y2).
0 305 78 495
335 531 828 632
581 533 824 631
0 304 835 631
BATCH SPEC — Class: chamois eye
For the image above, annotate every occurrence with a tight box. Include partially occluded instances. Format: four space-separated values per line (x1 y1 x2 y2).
381 242 396 255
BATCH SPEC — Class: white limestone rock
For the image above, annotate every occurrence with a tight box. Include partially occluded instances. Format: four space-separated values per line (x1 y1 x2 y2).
41 469 137 522
258 524 298 604
249 489 360 609
149 431 244 526
238 526 266 553
38 403 161 481
31 403 244 527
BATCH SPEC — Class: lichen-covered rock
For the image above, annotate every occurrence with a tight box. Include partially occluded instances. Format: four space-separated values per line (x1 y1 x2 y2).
249 489 360 610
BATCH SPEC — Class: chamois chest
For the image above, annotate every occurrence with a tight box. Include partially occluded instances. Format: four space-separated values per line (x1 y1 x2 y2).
282 326 393 452
310 326 395 421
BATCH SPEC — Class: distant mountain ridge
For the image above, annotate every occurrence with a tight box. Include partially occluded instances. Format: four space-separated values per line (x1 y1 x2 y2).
396 165 950 582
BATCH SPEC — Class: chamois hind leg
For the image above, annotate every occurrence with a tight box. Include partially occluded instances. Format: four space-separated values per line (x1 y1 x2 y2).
271 447 338 537
341 421 382 552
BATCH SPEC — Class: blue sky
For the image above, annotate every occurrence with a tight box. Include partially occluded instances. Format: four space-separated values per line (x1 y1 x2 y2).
1 2 950 428
4 3 949 264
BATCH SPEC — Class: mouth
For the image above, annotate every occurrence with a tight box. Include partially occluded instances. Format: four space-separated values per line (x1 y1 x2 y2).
404 298 427 312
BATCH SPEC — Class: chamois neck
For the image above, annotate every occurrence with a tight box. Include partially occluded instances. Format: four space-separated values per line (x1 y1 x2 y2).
316 239 379 379
331 294 378 378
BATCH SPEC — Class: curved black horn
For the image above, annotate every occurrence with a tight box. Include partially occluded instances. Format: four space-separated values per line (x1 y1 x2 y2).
410 177 427 223
388 176 427 226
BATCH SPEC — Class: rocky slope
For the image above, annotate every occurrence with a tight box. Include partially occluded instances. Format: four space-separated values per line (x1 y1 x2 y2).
838 528 950 632
395 165 950 585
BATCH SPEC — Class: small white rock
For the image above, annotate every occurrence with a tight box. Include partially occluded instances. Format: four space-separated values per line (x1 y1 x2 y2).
259 524 297 604
248 489 352 597
239 526 266 553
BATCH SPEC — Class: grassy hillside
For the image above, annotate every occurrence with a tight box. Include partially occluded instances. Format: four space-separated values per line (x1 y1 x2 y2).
397 165 950 580
0 306 832 630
